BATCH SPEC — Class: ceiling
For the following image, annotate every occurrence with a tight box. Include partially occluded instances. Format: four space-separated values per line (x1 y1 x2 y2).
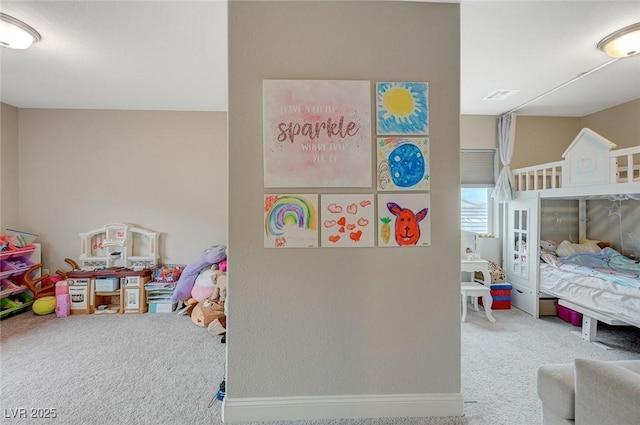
1 1 639 116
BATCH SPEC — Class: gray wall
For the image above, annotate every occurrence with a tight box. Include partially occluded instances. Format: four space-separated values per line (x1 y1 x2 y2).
0 103 20 231
227 0 461 419
8 109 227 269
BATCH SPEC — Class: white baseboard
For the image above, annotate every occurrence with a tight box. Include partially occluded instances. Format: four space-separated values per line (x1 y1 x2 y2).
222 393 463 423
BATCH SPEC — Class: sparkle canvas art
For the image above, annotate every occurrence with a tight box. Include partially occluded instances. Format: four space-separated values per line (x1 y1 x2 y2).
263 80 372 188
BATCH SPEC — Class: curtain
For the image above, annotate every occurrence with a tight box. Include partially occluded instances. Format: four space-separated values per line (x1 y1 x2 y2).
491 112 516 202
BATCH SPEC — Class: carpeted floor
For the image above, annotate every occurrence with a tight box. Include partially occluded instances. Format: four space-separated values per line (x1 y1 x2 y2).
1 307 639 425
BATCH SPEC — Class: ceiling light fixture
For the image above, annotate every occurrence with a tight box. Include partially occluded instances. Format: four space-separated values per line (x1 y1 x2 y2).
0 13 41 49
597 22 640 58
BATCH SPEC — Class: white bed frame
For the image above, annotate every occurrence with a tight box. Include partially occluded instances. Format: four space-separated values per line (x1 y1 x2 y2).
506 128 640 347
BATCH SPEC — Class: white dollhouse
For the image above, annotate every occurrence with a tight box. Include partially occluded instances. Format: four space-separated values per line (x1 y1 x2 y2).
78 223 159 270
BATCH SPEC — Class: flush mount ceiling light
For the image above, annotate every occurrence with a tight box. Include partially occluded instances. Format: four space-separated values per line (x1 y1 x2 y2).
597 22 640 58
0 12 41 49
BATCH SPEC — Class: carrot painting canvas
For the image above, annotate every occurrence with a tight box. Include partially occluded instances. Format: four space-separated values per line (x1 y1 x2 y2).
377 193 430 247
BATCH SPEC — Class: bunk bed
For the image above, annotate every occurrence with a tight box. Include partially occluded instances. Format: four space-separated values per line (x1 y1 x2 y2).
506 128 640 347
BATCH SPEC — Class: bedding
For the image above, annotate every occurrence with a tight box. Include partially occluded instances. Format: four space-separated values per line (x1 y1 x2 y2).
539 263 640 328
541 247 640 290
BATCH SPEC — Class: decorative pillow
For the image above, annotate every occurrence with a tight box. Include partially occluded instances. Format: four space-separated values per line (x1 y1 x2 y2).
540 249 559 265
555 240 601 257
540 240 557 254
474 260 506 283
580 238 600 245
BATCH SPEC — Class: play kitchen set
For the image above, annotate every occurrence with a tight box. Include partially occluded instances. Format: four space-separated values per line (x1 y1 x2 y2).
64 223 160 315
1 223 162 318
66 268 152 315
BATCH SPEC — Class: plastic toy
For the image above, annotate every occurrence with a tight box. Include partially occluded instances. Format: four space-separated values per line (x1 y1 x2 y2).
23 264 63 299
32 296 56 315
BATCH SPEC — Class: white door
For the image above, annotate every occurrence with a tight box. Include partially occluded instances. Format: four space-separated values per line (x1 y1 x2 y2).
505 194 539 316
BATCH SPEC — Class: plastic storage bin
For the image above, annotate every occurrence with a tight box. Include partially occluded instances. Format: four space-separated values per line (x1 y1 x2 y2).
556 302 582 326
479 283 512 310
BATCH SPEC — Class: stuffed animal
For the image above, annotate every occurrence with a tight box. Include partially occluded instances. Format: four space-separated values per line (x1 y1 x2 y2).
211 272 227 303
218 259 227 272
190 295 225 327
191 267 218 302
171 245 226 302
208 315 226 335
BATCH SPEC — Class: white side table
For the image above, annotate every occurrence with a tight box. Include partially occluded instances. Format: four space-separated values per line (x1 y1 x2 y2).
461 257 491 285
460 257 495 322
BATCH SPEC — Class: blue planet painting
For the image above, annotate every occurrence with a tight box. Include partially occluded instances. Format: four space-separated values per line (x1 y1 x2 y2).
389 144 425 187
377 137 430 191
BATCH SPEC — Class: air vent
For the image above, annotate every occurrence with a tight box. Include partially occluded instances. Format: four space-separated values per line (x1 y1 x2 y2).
483 89 519 100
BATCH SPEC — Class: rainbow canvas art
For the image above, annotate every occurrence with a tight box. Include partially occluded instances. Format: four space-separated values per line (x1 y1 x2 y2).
264 194 318 248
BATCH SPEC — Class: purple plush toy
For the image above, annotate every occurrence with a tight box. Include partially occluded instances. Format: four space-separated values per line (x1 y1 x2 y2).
171 245 227 302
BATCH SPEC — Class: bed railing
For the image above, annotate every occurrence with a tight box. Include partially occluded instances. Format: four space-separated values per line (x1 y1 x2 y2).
612 146 640 184
513 161 564 191
513 145 640 192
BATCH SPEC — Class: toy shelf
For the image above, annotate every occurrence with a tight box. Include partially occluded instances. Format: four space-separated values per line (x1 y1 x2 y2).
0 292 34 319
0 245 37 280
0 245 36 260
0 279 29 298
1 244 40 319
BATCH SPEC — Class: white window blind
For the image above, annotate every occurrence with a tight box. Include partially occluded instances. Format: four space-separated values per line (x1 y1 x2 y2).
461 149 496 187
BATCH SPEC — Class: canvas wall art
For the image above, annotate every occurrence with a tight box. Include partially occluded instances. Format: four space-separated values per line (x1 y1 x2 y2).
264 194 318 248
320 194 375 248
377 137 430 191
377 193 431 247
376 82 429 136
263 80 372 188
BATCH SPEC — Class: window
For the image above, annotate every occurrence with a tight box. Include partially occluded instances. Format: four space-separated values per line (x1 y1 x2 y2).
461 188 491 233
461 150 496 234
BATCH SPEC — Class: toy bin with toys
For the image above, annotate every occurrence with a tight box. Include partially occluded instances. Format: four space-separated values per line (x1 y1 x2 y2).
479 283 512 310
1 292 34 319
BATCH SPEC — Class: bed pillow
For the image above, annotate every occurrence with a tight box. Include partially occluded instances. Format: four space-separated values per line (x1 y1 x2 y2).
540 240 557 254
540 249 559 265
555 240 601 257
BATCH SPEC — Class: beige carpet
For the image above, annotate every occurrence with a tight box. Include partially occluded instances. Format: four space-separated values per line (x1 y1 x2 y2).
1 307 639 425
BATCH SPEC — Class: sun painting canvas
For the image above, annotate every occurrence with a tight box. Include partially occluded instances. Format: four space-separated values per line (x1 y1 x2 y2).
320 194 375 248
376 82 429 136
377 137 430 191
264 194 318 248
